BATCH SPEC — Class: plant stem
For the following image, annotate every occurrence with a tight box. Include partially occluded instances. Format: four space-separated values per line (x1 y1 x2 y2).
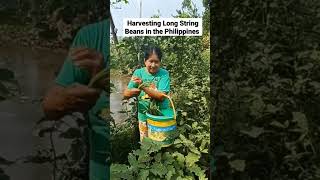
50 129 57 180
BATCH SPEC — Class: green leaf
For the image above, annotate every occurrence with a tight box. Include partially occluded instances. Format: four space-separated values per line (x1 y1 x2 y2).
229 159 246 172
138 154 152 163
265 104 281 114
155 152 162 162
69 139 84 161
189 146 201 155
292 112 308 131
0 68 14 81
270 53 282 60
200 148 208 153
0 82 10 99
128 154 138 167
150 162 167 177
38 127 56 137
310 81 320 90
184 124 192 131
166 165 176 180
179 134 193 146
270 120 288 129
141 138 162 153
270 2 278 8
185 152 200 167
172 152 185 166
173 139 182 144
111 164 129 172
189 164 207 179
178 176 194 180
0 156 14 165
133 149 147 157
186 102 192 105
59 128 82 139
240 126 264 138
192 122 198 128
138 169 149 180
162 152 174 165
249 94 265 117
111 164 133 180
199 139 209 153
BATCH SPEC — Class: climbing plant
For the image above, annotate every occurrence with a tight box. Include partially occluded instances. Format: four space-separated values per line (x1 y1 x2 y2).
212 0 320 179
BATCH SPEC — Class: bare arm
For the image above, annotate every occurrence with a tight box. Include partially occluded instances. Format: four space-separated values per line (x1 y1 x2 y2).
42 84 100 120
123 88 141 99
126 76 166 101
140 86 166 101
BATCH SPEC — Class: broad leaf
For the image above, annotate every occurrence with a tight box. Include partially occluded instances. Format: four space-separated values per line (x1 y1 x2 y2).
0 68 14 81
229 159 246 172
240 126 264 138
59 128 82 139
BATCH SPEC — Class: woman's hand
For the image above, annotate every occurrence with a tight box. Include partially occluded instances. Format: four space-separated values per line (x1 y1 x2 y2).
42 83 101 120
64 84 101 112
130 88 141 95
131 76 142 85
69 47 104 78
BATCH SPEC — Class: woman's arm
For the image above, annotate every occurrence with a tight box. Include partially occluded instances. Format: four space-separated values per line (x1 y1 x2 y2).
123 88 141 99
140 86 166 101
42 84 100 120
124 72 142 99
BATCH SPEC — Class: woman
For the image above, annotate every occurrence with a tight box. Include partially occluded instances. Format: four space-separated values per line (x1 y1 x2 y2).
123 46 171 142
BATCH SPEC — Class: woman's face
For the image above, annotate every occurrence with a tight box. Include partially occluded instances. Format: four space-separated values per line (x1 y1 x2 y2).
144 53 161 74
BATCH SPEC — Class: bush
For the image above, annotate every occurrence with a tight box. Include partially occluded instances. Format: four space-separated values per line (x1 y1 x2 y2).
212 0 320 179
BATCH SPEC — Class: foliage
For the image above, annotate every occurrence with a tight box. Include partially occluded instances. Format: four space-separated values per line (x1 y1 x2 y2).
110 99 140 164
111 138 208 180
25 113 89 180
25 77 111 179
0 0 109 48
0 68 18 179
146 99 163 116
0 68 19 101
110 0 210 178
212 0 320 179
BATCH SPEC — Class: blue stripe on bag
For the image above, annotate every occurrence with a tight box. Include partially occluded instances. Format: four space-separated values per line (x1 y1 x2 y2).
148 124 177 132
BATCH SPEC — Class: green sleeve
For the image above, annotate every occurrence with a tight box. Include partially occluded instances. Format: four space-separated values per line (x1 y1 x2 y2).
55 28 91 86
127 69 140 89
158 71 170 93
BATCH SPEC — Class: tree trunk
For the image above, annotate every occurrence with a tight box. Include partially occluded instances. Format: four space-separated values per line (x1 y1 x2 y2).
110 13 124 63
110 13 118 45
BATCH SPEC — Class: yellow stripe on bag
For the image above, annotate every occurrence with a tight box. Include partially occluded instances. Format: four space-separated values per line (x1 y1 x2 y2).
147 119 176 127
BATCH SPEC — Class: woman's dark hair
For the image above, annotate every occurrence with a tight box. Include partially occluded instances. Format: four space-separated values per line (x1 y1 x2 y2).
144 46 162 61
